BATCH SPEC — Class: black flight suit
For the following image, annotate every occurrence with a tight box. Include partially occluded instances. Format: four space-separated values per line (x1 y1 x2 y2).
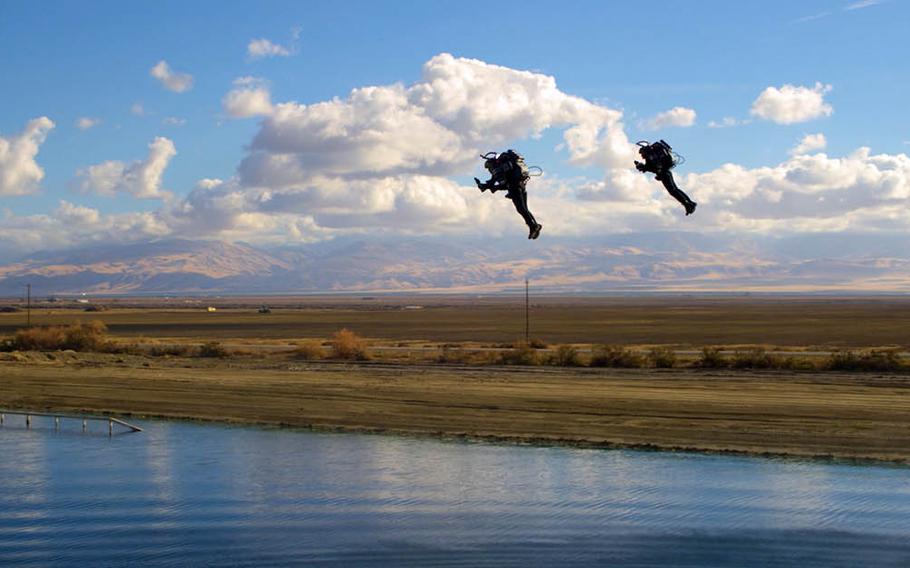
635 140 697 215
475 151 541 238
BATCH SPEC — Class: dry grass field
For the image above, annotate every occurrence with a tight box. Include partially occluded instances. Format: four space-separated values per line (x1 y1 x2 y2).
2 296 909 462
1 295 909 348
1 354 909 462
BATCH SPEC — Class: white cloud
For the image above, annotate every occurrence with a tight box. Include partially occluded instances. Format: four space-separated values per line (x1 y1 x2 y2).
638 107 697 131
790 133 827 156
222 77 274 118
74 137 176 200
687 147 910 231
150 60 193 93
751 82 833 124
845 0 884 10
240 53 632 189
0 117 55 196
247 38 291 59
76 117 101 130
163 117 187 126
0 201 170 255
707 117 749 129
131 102 145 116
7 54 910 259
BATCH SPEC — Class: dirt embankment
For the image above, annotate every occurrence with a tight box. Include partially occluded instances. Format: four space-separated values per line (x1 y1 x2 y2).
2 354 909 463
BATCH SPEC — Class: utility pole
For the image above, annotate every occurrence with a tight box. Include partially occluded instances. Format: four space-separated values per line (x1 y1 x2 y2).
525 278 529 344
26 283 31 328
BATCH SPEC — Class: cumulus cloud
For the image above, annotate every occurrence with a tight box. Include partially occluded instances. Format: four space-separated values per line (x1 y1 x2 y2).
7 54 910 259
222 77 274 118
790 133 827 156
751 82 833 124
74 137 176 199
0 117 55 196
150 60 193 93
247 38 291 59
0 201 171 255
76 117 100 130
163 117 187 126
638 107 697 131
687 147 910 231
240 53 632 188
131 102 145 116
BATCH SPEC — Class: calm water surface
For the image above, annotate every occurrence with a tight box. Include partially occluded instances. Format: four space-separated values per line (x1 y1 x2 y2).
0 416 908 567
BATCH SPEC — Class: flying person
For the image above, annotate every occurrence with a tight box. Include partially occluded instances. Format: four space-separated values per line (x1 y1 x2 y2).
474 149 543 239
635 140 697 216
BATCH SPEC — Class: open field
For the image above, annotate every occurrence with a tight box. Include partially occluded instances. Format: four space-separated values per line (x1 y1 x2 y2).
2 296 909 462
1 354 910 463
2 296 910 348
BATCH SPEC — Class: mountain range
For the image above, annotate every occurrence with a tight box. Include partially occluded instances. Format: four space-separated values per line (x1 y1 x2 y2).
2 233 910 296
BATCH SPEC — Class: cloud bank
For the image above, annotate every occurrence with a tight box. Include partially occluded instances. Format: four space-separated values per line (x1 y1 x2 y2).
4 54 910 269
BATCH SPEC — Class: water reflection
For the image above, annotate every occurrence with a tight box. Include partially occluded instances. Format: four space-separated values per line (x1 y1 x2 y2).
1 421 909 567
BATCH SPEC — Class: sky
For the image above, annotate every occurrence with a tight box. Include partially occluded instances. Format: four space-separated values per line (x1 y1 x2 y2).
1 0 909 265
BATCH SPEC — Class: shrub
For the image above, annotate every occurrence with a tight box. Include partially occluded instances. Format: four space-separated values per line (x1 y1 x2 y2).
550 345 581 367
589 345 644 368
499 342 538 365
732 348 778 370
648 347 677 369
198 341 228 358
292 341 324 361
436 345 468 364
697 346 728 369
149 344 195 357
330 329 370 360
824 349 903 372
11 321 108 352
529 338 548 349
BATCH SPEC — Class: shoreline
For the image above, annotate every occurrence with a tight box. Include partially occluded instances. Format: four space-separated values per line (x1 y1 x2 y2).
2 355 910 464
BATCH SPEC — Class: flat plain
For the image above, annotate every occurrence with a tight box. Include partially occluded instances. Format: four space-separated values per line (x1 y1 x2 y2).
1 295 909 347
1 296 909 462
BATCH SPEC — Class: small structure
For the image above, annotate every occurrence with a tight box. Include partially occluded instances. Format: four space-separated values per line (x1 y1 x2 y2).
0 409 142 436
207 306 217 312
258 305 272 314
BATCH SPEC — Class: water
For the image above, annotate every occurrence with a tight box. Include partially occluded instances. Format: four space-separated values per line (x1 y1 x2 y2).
0 416 909 567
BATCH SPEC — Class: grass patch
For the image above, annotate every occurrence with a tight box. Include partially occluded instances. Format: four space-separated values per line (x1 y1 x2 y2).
6 321 109 352
292 341 324 361
697 346 728 368
436 345 469 364
148 344 196 357
549 345 581 367
198 341 229 358
589 345 644 368
647 347 677 369
499 342 538 365
824 349 904 372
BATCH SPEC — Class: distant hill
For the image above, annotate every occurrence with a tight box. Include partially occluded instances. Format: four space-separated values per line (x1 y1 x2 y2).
2 234 910 296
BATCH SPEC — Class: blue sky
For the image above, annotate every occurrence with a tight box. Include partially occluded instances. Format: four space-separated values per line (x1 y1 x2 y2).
1 0 909 261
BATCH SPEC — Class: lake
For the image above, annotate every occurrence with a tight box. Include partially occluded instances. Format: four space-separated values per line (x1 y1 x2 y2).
1 415 908 566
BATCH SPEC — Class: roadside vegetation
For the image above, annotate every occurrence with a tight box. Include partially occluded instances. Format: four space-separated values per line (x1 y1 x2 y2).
1 323 907 372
